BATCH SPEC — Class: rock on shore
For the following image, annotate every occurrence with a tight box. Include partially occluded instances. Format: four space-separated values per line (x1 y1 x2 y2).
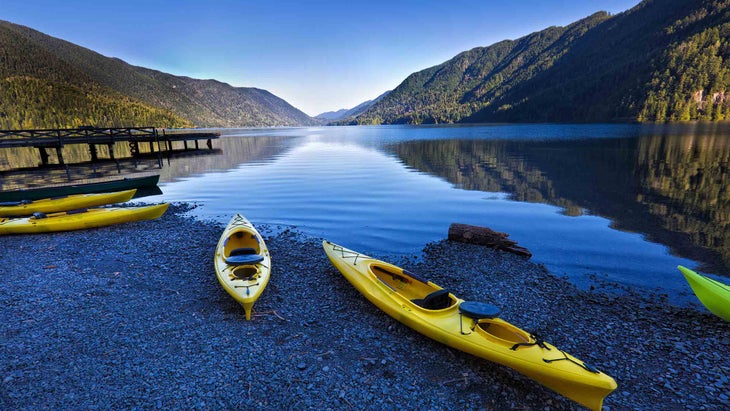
1 204 728 410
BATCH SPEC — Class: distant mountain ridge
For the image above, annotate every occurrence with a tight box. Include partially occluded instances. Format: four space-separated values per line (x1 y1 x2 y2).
0 20 317 129
316 109 350 121
316 90 391 121
351 0 730 124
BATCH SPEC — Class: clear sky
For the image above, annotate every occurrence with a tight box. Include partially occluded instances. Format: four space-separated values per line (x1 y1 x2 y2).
3 0 641 116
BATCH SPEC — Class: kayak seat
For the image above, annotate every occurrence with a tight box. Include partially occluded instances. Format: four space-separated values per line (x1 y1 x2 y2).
459 301 500 319
230 247 257 256
412 289 452 310
226 247 264 266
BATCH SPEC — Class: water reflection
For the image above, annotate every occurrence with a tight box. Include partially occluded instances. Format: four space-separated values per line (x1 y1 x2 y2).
156 134 295 182
5 124 725 298
389 132 730 276
0 133 293 190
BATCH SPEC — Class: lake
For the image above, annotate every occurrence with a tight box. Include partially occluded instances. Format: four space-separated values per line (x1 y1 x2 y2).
5 123 729 305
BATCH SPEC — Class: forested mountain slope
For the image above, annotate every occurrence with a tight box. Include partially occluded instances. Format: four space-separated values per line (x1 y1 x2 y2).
353 0 730 124
0 20 316 129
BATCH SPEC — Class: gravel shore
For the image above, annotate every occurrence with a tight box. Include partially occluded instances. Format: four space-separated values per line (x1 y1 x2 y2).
1 203 728 410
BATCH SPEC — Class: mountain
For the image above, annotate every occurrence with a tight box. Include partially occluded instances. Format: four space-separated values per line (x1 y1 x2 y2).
352 0 730 124
0 20 316 129
316 109 350 121
316 90 391 122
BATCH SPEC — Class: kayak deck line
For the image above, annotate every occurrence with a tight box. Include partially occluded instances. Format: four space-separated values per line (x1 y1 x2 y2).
328 242 365 265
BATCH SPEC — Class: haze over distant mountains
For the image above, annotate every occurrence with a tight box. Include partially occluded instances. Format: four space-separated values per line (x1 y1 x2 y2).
315 91 390 121
1 0 728 129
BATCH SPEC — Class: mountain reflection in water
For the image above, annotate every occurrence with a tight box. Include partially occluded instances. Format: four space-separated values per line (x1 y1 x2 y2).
389 131 730 276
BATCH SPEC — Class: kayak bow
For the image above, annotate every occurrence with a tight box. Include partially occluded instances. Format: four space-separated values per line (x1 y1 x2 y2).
678 265 730 322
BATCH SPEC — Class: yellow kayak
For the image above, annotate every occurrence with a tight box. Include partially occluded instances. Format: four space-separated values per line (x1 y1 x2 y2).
323 240 617 410
0 203 169 235
678 265 730 322
0 189 137 217
214 214 271 320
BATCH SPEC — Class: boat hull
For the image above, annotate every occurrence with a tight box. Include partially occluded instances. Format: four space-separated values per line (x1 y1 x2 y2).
0 174 160 202
0 203 169 235
214 214 271 320
323 240 616 410
0 189 137 217
678 266 730 322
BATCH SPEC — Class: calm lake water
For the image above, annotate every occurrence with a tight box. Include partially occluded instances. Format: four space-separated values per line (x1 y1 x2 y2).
6 123 727 305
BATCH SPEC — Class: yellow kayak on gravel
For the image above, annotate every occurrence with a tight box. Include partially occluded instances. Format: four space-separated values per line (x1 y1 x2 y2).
0 203 169 235
323 240 617 411
0 189 137 217
678 265 730 322
214 214 271 320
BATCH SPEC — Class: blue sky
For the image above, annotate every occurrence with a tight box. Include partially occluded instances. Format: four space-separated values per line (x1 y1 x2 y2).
3 0 640 116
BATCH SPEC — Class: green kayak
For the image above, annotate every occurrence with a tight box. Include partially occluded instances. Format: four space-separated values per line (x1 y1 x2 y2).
678 266 730 322
0 174 160 202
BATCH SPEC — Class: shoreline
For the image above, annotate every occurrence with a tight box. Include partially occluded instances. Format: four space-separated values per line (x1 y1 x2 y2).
1 203 728 410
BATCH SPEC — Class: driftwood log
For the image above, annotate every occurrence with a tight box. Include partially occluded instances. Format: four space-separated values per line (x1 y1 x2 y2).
447 223 532 258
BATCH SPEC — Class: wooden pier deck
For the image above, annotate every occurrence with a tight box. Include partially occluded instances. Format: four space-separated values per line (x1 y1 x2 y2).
0 126 220 166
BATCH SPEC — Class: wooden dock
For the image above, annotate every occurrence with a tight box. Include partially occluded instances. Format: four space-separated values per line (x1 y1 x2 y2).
0 126 220 166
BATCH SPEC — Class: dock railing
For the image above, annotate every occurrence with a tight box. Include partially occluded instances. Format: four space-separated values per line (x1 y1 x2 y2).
0 126 219 167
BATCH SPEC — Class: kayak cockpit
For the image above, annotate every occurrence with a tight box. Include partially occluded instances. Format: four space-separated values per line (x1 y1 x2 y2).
411 289 453 309
230 265 259 281
223 231 262 265
475 320 532 346
369 264 456 309
458 301 531 346
225 230 260 253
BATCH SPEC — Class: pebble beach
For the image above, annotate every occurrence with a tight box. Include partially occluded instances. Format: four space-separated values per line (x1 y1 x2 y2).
1 203 728 410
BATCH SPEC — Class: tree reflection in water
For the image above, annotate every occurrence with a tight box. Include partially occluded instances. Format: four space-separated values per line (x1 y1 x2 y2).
389 131 730 276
